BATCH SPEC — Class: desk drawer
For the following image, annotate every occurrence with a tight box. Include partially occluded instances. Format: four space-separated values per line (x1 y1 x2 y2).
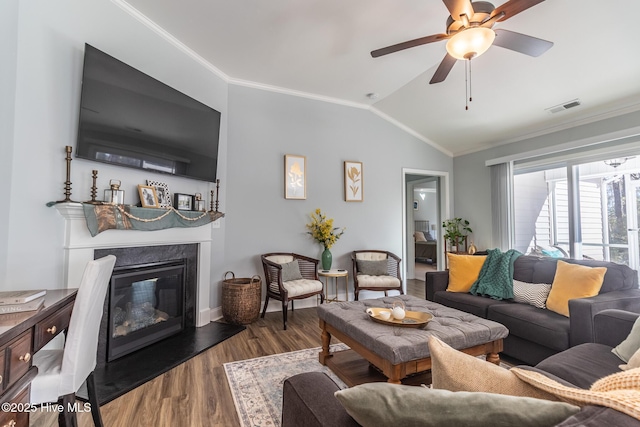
0 384 30 427
6 332 32 392
34 302 73 351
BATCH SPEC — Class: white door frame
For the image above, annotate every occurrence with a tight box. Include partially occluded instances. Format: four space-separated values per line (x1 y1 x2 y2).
401 168 451 285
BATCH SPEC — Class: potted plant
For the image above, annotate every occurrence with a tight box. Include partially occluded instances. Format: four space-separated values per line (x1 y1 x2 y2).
442 218 472 252
306 209 345 270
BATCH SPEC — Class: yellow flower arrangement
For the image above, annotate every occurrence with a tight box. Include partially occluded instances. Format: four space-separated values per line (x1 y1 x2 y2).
306 209 345 249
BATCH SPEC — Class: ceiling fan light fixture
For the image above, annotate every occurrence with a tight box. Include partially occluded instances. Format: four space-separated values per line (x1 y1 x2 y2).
446 27 496 60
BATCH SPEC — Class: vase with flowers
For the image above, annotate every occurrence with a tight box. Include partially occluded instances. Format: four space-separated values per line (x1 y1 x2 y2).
306 209 345 270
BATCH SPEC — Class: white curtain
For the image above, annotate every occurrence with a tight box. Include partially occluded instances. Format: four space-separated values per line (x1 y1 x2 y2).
490 162 513 250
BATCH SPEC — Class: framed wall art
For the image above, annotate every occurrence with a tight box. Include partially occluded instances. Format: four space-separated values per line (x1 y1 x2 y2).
174 193 194 210
146 179 171 208
138 185 160 208
284 154 306 200
344 161 363 202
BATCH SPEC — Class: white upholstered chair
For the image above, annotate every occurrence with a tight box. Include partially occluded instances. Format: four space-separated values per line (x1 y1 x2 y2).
30 255 116 427
261 253 324 330
351 250 403 301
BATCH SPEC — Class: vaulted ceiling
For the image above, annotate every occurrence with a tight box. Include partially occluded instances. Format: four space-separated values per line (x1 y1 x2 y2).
123 0 640 156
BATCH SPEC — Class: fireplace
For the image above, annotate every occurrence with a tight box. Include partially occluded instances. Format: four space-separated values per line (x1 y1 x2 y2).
95 244 198 366
107 260 186 361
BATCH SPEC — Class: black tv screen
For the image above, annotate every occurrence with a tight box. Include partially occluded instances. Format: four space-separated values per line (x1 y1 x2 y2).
75 44 221 182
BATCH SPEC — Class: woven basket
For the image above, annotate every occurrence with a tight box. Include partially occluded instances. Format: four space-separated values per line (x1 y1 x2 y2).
222 272 262 325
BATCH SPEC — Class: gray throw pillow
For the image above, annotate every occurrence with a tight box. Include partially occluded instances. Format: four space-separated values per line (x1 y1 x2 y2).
356 259 387 276
612 316 640 363
281 260 303 282
334 383 580 427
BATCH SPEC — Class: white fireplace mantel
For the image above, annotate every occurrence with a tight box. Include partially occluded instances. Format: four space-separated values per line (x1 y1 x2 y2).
55 202 213 326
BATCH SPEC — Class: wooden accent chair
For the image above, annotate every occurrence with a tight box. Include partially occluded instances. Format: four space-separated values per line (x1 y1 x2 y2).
30 255 116 427
351 250 403 301
261 253 325 330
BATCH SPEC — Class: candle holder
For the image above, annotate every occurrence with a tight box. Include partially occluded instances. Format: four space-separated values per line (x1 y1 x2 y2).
53 146 78 204
85 170 102 205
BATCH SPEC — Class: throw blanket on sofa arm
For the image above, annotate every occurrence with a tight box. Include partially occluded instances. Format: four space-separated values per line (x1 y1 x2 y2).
470 248 522 300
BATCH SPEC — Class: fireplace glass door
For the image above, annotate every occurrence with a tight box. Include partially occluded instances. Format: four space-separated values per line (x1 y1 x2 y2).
108 261 186 361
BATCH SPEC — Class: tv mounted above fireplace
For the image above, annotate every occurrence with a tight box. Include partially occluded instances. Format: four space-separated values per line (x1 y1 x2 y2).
75 44 221 183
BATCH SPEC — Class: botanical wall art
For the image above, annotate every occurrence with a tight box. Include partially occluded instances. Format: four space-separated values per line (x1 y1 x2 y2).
285 154 306 200
344 161 363 202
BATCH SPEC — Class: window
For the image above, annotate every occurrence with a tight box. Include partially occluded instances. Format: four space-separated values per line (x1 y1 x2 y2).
513 156 640 270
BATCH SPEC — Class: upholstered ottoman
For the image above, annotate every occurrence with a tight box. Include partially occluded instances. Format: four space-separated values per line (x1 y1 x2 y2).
317 294 509 385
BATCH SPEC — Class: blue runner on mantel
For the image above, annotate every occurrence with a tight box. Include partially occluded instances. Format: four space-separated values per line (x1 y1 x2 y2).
469 248 522 300
82 203 224 237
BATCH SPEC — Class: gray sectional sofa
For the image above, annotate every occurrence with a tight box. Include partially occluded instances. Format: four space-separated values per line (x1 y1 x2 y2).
282 309 640 427
426 255 640 365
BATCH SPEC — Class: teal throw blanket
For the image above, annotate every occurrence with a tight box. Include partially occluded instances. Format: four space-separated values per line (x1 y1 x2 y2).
470 248 522 300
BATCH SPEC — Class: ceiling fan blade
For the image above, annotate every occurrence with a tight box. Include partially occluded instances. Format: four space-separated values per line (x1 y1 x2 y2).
492 0 545 22
493 29 553 56
430 54 457 84
480 11 505 28
371 34 448 58
442 0 475 20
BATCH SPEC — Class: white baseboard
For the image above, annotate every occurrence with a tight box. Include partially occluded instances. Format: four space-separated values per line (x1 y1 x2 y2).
209 297 321 322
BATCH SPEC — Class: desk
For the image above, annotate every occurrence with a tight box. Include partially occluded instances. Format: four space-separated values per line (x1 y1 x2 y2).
0 289 77 427
318 269 349 303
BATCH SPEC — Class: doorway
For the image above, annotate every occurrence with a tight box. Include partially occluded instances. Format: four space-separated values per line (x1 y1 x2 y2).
402 169 450 286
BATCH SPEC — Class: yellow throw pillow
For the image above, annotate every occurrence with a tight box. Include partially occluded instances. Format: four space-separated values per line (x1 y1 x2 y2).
545 261 606 317
447 254 487 293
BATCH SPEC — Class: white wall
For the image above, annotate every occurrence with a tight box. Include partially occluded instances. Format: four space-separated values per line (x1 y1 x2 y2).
5 0 453 309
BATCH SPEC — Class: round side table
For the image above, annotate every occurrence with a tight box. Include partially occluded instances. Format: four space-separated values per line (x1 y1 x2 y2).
318 269 349 303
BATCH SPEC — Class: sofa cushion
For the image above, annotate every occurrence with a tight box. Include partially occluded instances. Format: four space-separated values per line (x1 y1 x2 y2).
513 280 552 309
535 343 624 389
488 303 570 351
555 405 640 427
513 256 637 294
434 291 509 318
447 253 487 292
546 261 606 317
428 336 558 401
334 382 580 427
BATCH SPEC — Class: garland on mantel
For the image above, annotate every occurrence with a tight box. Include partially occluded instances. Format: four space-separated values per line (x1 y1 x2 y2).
82 203 224 237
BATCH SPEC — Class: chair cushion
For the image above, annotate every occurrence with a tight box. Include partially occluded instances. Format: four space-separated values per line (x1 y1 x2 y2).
355 275 400 288
31 349 64 404
282 279 323 297
355 252 387 261
356 259 387 276
281 260 303 282
266 255 294 264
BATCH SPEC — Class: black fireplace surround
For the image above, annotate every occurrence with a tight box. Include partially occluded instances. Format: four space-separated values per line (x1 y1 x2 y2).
95 244 198 366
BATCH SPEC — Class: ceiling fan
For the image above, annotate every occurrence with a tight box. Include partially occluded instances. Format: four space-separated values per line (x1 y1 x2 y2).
371 0 553 84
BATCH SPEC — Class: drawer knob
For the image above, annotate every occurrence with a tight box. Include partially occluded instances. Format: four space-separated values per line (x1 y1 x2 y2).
47 325 57 334
19 352 31 363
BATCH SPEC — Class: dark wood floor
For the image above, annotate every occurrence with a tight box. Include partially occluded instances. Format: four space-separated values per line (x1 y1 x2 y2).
31 284 426 427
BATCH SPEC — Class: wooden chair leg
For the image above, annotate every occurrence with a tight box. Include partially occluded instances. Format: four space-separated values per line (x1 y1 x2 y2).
281 300 288 330
261 295 270 318
86 371 104 427
291 300 294 311
58 394 79 427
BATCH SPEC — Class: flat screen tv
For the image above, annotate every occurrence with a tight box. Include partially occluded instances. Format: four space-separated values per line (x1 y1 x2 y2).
75 44 221 182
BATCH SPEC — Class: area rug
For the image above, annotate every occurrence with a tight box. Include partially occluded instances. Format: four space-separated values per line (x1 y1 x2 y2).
224 344 349 427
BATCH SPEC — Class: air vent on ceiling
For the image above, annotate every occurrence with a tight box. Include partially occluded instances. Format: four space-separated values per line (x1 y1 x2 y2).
545 99 582 114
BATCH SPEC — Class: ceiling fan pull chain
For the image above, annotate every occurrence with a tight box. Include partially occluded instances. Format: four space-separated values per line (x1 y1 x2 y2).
465 59 469 110
468 58 473 104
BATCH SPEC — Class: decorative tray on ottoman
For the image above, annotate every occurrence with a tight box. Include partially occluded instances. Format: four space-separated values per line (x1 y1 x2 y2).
365 307 432 328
